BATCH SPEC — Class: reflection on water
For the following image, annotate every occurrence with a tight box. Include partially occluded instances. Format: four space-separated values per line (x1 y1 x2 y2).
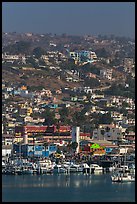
2 174 135 202
6 174 93 188
2 173 113 188
2 174 97 188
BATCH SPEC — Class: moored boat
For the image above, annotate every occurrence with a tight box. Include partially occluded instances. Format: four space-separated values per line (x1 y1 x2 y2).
53 164 67 174
90 164 103 172
111 172 135 182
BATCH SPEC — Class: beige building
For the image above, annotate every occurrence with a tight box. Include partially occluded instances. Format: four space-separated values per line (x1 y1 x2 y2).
100 69 113 80
92 124 123 141
123 58 134 73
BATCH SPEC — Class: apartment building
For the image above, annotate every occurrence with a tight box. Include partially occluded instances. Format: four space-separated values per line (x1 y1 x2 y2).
92 124 123 141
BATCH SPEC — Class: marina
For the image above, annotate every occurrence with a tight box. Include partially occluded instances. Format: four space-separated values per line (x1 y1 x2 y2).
2 154 135 177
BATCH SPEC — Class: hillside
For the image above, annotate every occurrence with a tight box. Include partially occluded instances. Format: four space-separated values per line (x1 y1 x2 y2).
2 65 82 90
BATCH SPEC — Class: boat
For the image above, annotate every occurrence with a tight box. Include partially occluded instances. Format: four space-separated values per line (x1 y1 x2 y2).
53 164 67 174
81 163 90 174
36 159 54 174
21 166 37 175
90 164 103 172
128 163 135 174
111 172 135 182
111 173 122 182
14 166 23 175
2 161 6 174
121 173 135 182
114 165 130 173
3 165 16 175
109 166 116 172
69 165 77 173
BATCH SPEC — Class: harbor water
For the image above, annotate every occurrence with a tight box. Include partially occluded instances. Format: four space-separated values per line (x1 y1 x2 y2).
2 173 135 202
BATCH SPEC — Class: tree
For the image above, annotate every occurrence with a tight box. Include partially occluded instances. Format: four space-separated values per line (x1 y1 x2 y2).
122 101 129 108
71 111 86 126
56 147 62 154
83 78 100 88
26 57 38 67
125 129 129 135
59 107 69 117
39 59 47 66
95 48 110 58
59 107 69 124
98 112 113 124
71 142 78 152
4 41 31 55
43 108 57 125
60 61 79 71
33 47 45 59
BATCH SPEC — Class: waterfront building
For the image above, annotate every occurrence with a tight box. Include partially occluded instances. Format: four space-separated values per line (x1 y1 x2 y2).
2 145 12 157
45 144 57 157
14 125 71 144
12 143 57 158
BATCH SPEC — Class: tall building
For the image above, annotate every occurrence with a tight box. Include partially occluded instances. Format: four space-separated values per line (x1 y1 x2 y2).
72 126 80 153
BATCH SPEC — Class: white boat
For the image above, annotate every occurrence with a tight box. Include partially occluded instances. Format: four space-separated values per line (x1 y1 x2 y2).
90 164 103 172
36 159 54 174
53 164 67 173
2 161 6 167
111 173 122 182
111 172 135 182
128 163 135 174
109 166 116 172
61 161 71 169
115 165 130 173
69 164 79 172
22 167 36 174
20 162 37 174
121 174 135 182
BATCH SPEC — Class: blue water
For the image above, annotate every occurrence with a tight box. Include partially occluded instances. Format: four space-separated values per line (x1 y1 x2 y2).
2 173 135 202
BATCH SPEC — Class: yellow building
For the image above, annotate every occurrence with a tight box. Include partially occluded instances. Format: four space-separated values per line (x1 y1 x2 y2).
27 107 32 116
